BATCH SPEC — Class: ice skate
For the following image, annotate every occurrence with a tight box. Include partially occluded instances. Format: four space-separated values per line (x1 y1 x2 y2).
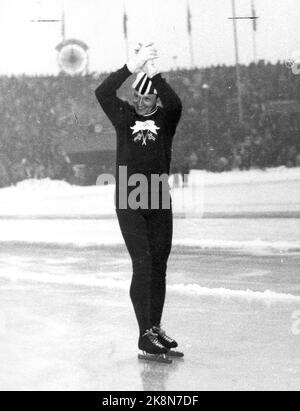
166 349 184 358
138 329 172 364
152 325 184 358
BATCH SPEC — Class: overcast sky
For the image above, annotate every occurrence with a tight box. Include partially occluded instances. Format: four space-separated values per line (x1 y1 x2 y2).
0 0 299 75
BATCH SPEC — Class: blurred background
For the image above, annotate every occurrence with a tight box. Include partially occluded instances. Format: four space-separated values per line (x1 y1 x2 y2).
0 0 299 187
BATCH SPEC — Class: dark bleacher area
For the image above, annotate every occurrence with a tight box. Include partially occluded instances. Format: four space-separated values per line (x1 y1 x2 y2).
0 61 300 187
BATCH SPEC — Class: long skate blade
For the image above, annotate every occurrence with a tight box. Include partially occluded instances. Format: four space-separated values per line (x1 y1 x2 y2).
138 353 172 364
167 350 184 358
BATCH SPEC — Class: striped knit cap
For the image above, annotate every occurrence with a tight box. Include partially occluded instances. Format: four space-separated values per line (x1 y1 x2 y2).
132 72 158 96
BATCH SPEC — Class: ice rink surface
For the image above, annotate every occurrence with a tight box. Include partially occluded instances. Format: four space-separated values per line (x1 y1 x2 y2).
0 169 300 391
0 217 300 391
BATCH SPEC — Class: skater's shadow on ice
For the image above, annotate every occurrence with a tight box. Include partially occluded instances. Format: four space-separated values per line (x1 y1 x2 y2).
139 359 181 391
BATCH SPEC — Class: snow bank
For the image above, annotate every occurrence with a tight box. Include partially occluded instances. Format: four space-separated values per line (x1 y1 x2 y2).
0 167 299 218
0 178 115 217
173 167 300 217
188 166 300 186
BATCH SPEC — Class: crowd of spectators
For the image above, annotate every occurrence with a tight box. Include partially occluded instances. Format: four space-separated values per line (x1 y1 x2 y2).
168 61 300 174
0 60 300 187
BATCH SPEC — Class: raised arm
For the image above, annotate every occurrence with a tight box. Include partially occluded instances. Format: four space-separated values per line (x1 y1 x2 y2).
95 44 159 127
151 74 182 127
95 65 131 127
144 56 182 130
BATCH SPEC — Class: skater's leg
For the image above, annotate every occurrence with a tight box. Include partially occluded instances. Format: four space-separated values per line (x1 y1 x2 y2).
116 209 152 335
147 208 173 327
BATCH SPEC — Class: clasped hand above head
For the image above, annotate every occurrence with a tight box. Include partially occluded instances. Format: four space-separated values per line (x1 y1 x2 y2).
127 42 160 78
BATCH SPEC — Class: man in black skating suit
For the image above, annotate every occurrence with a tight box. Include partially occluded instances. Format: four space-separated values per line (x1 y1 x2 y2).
95 43 182 357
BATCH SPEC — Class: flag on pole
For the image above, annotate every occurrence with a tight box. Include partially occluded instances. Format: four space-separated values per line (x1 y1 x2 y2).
251 0 257 32
123 9 128 39
187 1 192 35
61 4 66 40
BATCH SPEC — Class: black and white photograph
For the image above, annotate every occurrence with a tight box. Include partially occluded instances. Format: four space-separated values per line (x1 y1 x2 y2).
0 0 300 392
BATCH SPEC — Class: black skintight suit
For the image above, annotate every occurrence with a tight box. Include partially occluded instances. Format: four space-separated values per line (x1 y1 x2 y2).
95 65 182 336
117 207 173 334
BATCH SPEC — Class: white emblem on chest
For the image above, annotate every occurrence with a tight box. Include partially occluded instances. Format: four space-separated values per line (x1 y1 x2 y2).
130 120 160 146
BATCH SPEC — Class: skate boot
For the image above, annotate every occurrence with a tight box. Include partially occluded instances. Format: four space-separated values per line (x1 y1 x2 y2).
138 329 172 364
152 325 184 358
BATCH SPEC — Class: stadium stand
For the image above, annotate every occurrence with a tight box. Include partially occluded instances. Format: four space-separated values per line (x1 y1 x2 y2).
0 61 299 186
